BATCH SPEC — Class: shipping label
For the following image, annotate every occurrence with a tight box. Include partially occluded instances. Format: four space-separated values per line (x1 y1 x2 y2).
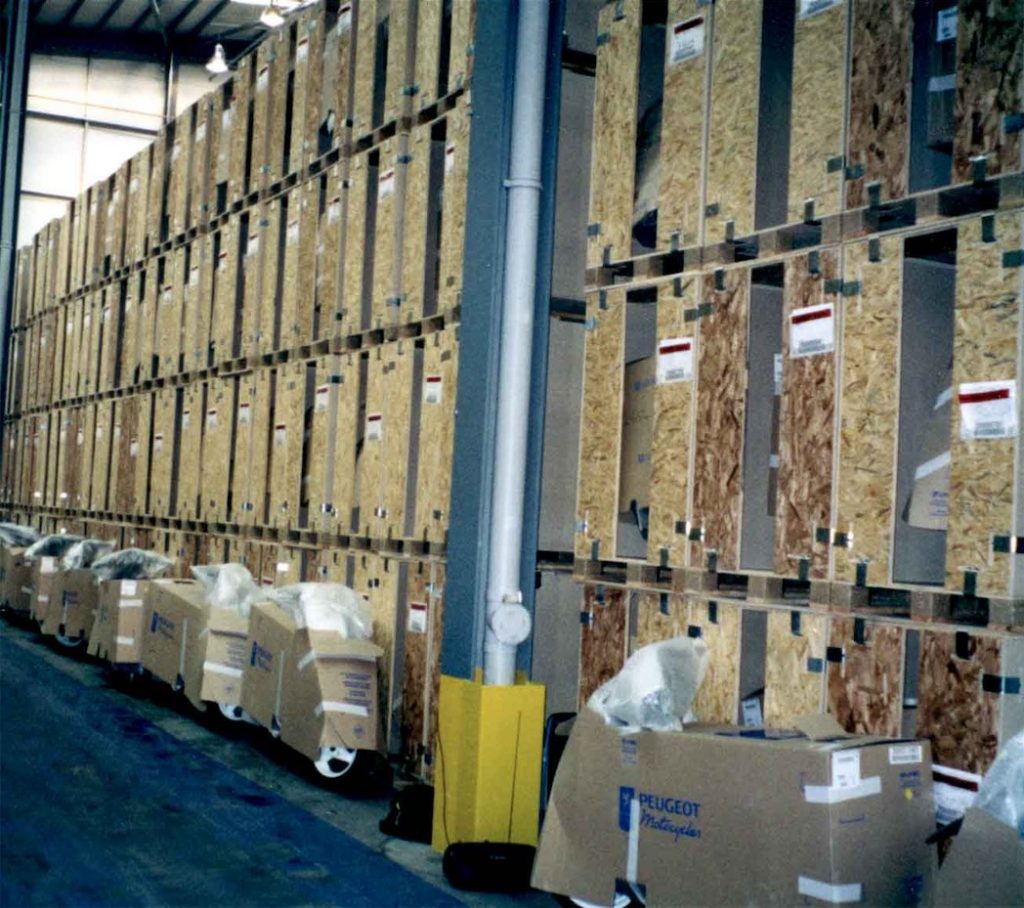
958 380 1017 440
669 17 704 65
789 303 834 358
656 337 694 384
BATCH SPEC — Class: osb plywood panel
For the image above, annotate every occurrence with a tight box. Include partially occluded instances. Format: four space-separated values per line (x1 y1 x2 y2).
324 3 356 151
352 0 381 137
658 0 708 251
634 591 687 649
176 383 204 520
289 10 325 170
182 234 214 372
212 217 240 364
199 377 234 523
146 128 167 248
250 32 289 192
148 388 176 517
98 288 119 393
413 0 443 110
137 266 158 382
166 532 197 577
448 0 475 93
125 147 150 265
424 561 447 782
167 108 192 238
329 353 360 535
586 0 640 269
413 328 458 544
249 43 269 195
401 560 432 769
371 135 405 330
211 88 230 192
946 213 1021 596
62 408 82 510
438 100 470 311
156 250 183 378
119 274 140 388
85 185 105 283
705 0 761 243
316 162 348 341
952 0 1024 182
132 393 153 515
917 629 1002 774
353 552 401 749
78 295 99 397
56 210 72 300
227 60 252 203
358 348 385 538
268 361 306 529
189 96 212 228
106 405 122 512
834 236 901 584
647 278 697 567
306 357 333 528
400 124 432 325
774 251 839 579
114 396 137 514
106 163 128 270
763 607 828 727
232 371 272 526
280 180 318 349
89 401 112 511
71 192 86 292
241 211 264 356
788 0 849 223
827 617 903 737
575 290 626 559
690 268 748 571
342 155 370 335
256 197 283 356
383 0 415 125
579 585 628 707
688 598 742 725
381 342 415 540
846 0 910 208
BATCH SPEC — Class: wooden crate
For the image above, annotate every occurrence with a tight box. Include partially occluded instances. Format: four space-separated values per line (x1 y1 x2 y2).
176 382 205 520
401 122 435 326
146 126 168 249
267 360 307 529
437 99 470 311
578 585 629 706
232 368 273 526
105 161 129 272
198 376 236 525
289 7 327 170
44 411 60 508
413 0 475 109
131 393 154 515
342 153 372 335
156 248 185 378
125 146 151 265
305 356 333 529
54 208 72 302
257 196 284 357
182 236 212 373
227 60 253 206
148 387 176 517
165 104 193 239
763 606 829 727
352 0 415 139
314 161 349 341
211 217 241 365
249 31 290 194
280 179 319 350
322 2 357 154
370 133 407 329
89 399 114 512
85 183 106 285
189 95 214 229
826 615 904 737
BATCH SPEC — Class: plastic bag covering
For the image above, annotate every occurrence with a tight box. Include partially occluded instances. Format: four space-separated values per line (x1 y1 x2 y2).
59 539 116 570
191 563 263 616
975 730 1024 838
587 637 710 731
267 583 373 639
24 534 85 561
90 548 175 581
0 523 41 548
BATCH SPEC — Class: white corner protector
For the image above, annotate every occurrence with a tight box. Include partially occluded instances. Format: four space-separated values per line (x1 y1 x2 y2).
202 661 243 679
120 598 144 608
803 776 881 804
798 876 863 904
115 635 136 646
626 797 640 884
297 651 316 671
314 701 369 718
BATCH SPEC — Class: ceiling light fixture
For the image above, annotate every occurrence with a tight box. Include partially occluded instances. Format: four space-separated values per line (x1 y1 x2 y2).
205 43 229 74
260 2 286 28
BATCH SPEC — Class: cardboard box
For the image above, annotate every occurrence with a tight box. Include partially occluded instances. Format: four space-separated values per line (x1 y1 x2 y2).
241 601 384 761
533 710 937 907
934 807 1024 906
0 547 33 613
141 579 249 710
39 568 98 640
619 357 656 514
29 557 63 624
88 579 151 664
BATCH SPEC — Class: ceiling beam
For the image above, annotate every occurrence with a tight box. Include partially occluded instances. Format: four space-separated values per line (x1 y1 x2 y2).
57 0 89 28
183 0 230 38
92 0 128 30
126 3 152 33
27 23 249 64
167 0 202 33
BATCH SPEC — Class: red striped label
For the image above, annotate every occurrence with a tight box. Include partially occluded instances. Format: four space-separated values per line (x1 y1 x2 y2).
675 16 703 32
367 414 382 422
425 376 442 384
959 388 1011 405
792 307 832 325
659 341 691 355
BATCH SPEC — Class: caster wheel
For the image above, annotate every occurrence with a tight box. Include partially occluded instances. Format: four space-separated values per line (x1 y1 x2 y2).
309 747 393 795
54 630 85 650
314 745 359 779
216 703 258 725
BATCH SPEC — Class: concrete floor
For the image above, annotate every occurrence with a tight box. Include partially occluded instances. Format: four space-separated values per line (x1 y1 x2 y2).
0 619 552 908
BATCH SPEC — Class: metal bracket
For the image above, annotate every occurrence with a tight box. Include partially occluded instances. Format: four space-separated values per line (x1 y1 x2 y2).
982 674 1022 695
1003 250 1024 268
844 162 865 181
868 238 881 262
587 222 601 237
981 214 996 243
993 535 1024 554
826 155 845 174
705 202 720 218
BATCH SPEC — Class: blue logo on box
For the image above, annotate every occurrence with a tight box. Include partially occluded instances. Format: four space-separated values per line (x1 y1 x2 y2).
619 786 635 831
618 786 702 842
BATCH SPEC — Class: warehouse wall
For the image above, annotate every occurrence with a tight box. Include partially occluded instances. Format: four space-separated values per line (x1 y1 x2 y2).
18 53 219 246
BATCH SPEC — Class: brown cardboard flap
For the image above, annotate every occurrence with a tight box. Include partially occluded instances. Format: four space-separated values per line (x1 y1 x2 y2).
936 807 1024 906
792 712 847 740
301 632 383 661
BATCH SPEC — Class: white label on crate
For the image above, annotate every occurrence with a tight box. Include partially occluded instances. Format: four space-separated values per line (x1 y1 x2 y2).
276 561 291 573
77 429 84 446
114 424 122 441
122 580 139 596
445 144 457 175
297 37 309 63
831 750 861 788
257 65 269 92
195 121 206 144
238 402 251 425
162 284 173 303
315 385 330 411
130 438 139 457
84 313 91 330
656 337 694 384
799 0 842 18
274 423 287 447
937 6 957 42
958 380 1017 440
337 4 353 34
218 250 229 272
107 202 115 218
933 765 981 826
154 434 164 453
328 197 342 223
248 234 260 258
189 266 199 287
287 219 300 245
407 601 428 634
222 108 233 131
183 410 191 429
67 320 74 335
741 696 763 728
206 408 218 428
423 375 443 404
669 17 704 65
378 169 395 200
889 744 923 766
172 142 182 163
102 306 111 323
130 177 139 194
790 303 834 358
366 413 383 441
95 425 103 440
774 353 784 395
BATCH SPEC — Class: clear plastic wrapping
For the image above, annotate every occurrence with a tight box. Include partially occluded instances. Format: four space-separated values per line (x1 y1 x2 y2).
24 534 85 561
59 539 116 570
587 637 710 731
90 548 175 581
0 523 41 548
190 563 263 616
975 730 1024 838
266 583 373 639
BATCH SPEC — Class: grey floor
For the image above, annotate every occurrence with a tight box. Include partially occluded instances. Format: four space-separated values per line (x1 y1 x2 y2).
0 618 551 908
